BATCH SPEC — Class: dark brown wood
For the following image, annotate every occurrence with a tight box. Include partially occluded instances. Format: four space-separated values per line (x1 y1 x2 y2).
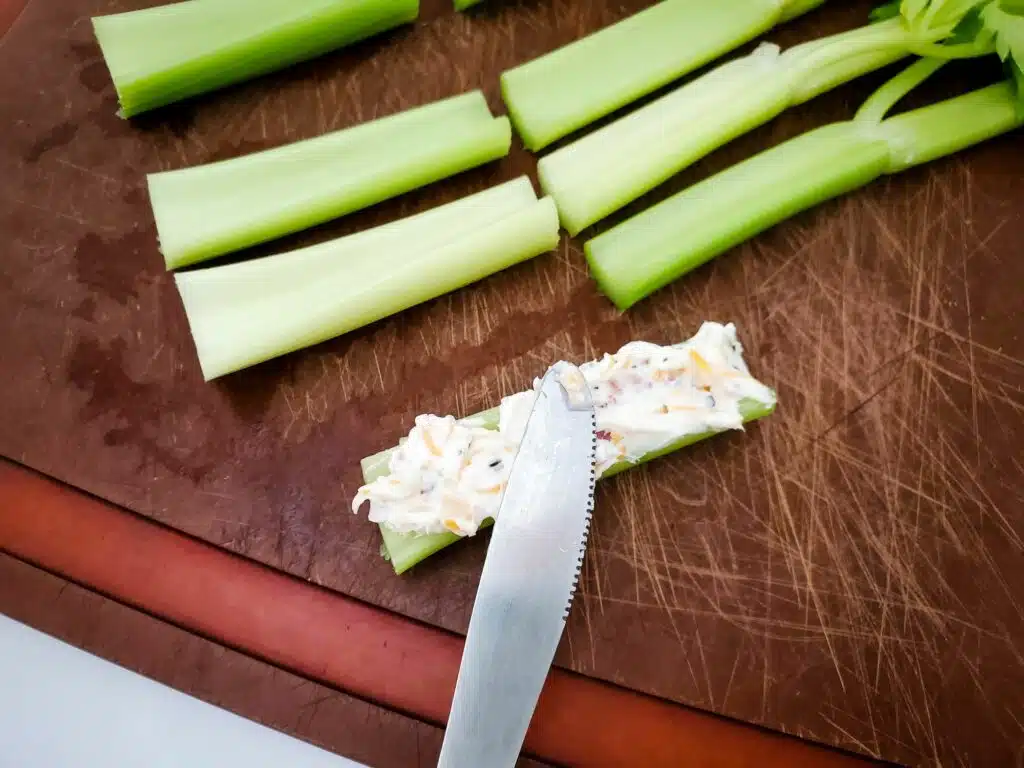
0 1 1021 765
0 459 874 768
0 553 551 768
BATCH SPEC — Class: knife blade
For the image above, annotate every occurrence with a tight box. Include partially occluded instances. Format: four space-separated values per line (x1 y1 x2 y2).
437 362 598 768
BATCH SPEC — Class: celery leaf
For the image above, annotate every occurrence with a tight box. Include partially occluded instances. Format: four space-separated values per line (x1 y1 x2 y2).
981 1 1024 100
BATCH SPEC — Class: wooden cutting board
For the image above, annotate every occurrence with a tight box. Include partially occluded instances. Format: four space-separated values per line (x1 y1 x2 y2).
1 1 1021 764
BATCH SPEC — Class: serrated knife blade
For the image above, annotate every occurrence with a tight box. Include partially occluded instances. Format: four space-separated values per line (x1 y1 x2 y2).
437 362 598 768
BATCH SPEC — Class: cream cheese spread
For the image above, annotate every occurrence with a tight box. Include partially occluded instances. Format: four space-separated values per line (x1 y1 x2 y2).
352 322 775 537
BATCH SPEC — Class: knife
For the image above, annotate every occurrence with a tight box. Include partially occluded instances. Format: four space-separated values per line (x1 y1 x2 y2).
437 362 598 768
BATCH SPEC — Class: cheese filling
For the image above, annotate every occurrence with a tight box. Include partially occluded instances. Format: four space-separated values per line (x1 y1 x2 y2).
352 322 775 536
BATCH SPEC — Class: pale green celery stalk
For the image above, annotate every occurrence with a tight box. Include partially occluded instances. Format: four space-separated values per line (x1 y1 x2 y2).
499 0 827 151
363 398 776 574
175 179 556 380
586 74 1023 310
454 0 483 9
149 91 511 269
538 17 923 235
92 0 420 118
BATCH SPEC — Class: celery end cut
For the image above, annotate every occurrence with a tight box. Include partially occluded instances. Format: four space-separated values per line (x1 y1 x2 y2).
499 0 820 151
367 397 775 574
150 91 511 269
174 179 558 380
92 0 420 118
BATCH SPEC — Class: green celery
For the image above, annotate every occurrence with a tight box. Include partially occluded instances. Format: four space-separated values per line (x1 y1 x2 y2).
586 71 1023 310
500 0 827 151
149 91 511 269
454 0 484 8
175 178 557 380
92 0 420 118
362 399 776 574
538 17 937 235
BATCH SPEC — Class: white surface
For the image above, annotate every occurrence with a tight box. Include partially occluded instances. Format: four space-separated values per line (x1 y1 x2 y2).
0 613 368 768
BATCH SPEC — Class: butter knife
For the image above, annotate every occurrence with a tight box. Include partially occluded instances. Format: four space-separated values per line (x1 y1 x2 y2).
437 362 598 768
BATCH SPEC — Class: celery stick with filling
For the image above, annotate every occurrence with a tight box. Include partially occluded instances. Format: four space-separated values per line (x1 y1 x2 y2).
353 322 778 574
175 178 558 380
92 0 420 118
500 0 828 151
149 91 512 269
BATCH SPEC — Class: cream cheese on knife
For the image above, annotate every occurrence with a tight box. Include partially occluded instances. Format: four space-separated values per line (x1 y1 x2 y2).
352 322 775 537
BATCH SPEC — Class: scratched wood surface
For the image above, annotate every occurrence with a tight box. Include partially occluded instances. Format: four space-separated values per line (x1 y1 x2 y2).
1 1 1022 764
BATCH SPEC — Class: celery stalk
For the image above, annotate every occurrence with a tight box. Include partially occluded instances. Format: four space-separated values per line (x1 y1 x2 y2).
586 77 1023 310
454 0 483 8
92 0 420 118
149 91 511 269
499 0 827 151
538 17 924 235
362 398 776 574
175 179 558 380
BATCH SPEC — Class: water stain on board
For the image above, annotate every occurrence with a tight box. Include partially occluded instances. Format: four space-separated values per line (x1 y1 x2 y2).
79 60 110 94
73 229 154 306
67 336 216 484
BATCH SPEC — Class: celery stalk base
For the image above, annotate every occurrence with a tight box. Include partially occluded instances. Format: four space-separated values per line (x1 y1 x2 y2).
538 18 914 235
586 81 1023 310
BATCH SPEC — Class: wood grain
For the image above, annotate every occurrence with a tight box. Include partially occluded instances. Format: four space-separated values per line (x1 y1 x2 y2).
0 1 1021 765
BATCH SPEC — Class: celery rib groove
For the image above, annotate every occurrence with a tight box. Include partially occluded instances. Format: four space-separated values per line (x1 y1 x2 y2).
175 178 558 381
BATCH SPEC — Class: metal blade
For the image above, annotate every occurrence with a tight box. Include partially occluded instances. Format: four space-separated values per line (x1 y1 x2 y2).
437 363 597 768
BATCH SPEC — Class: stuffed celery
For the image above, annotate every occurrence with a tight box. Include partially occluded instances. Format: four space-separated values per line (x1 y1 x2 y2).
149 91 511 269
353 322 778 574
175 177 558 380
500 0 827 151
538 0 1003 235
586 60 1023 309
92 0 420 118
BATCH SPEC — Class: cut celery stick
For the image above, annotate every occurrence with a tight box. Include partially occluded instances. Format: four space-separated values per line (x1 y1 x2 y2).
363 397 776 574
92 0 420 118
149 91 511 269
454 0 483 9
499 0 827 151
537 18 919 235
175 180 558 380
586 78 1023 310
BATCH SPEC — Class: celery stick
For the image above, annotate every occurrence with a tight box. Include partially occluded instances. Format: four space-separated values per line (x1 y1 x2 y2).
538 18 921 235
364 398 776 574
499 0 827 151
149 91 511 269
175 180 558 380
92 0 420 118
586 78 1023 310
454 0 483 8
